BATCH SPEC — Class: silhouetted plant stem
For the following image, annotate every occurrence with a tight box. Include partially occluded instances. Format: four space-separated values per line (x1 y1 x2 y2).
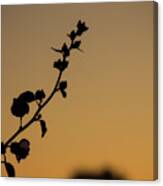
19 117 22 129
41 71 62 108
4 70 63 148
1 20 88 177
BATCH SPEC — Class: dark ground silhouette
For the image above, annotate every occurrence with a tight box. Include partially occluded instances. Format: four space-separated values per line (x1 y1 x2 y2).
70 167 126 180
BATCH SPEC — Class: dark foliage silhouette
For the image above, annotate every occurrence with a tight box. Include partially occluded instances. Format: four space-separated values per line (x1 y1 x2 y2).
71 167 125 180
10 139 30 162
1 20 89 177
4 162 15 177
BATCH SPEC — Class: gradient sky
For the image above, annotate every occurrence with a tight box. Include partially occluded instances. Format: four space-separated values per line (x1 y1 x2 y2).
1 1 157 180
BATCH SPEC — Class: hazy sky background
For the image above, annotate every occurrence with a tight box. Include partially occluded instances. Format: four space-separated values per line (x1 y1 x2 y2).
1 2 156 180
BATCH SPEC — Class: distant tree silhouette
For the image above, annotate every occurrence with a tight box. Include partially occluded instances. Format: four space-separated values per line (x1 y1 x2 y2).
1 20 89 177
71 167 125 180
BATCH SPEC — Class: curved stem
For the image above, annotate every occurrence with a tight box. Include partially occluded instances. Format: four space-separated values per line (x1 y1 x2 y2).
1 154 7 164
4 70 62 147
19 117 22 129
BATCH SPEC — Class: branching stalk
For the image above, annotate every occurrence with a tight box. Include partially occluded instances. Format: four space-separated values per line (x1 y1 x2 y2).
1 20 89 177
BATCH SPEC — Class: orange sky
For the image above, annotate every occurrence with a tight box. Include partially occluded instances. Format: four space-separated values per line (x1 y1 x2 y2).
1 1 157 180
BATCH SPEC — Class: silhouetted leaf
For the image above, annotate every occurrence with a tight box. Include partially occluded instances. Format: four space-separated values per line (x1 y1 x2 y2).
71 40 81 49
62 43 70 57
5 162 15 177
59 81 67 90
51 46 62 53
53 59 69 71
76 20 89 36
39 120 47 138
11 98 29 118
1 142 6 154
67 30 76 41
10 142 19 155
18 91 35 103
35 90 46 101
60 90 67 98
59 81 67 98
51 43 69 58
10 139 30 163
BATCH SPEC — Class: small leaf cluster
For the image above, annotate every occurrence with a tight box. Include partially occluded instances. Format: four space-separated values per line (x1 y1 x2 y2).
2 89 47 176
11 90 46 118
52 20 89 98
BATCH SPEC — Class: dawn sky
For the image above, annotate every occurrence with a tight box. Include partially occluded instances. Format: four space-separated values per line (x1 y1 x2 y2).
1 1 157 180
